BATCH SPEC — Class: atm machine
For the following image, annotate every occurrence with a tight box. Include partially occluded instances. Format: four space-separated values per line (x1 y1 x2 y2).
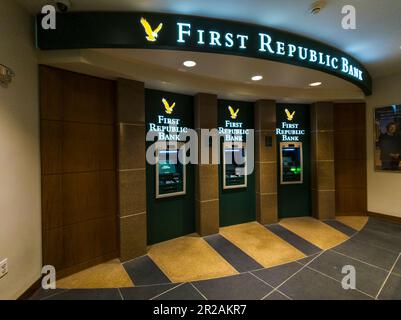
280 142 303 184
155 144 186 198
222 142 247 189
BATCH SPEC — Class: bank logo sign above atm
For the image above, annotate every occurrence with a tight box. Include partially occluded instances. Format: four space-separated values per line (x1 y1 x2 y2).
276 108 305 142
162 98 175 114
219 106 249 142
140 17 163 42
148 98 188 141
36 12 372 95
285 109 296 121
228 106 240 120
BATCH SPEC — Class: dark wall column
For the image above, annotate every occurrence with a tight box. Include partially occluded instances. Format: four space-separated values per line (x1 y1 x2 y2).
116 79 147 261
254 100 278 224
311 102 335 220
194 93 219 236
334 103 367 216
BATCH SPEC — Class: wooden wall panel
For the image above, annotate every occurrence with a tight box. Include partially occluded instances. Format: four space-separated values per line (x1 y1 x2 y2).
42 171 117 230
62 72 115 124
43 216 118 272
40 67 64 120
62 122 115 172
334 103 367 216
40 66 118 277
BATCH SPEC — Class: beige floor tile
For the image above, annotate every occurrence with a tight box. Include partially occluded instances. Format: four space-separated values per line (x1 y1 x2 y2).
57 259 133 289
148 235 238 283
336 216 368 231
279 217 349 250
220 222 305 268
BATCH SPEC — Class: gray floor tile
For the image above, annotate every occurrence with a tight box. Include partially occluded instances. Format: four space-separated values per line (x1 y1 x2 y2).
333 238 399 270
265 224 321 256
154 283 205 300
278 267 371 300
364 218 401 237
29 288 67 300
324 220 356 237
352 228 401 253
45 289 122 300
296 253 320 265
252 262 303 287
392 257 401 276
308 250 389 297
378 274 401 300
263 290 290 300
123 255 171 286
193 273 273 300
120 283 178 300
204 234 262 272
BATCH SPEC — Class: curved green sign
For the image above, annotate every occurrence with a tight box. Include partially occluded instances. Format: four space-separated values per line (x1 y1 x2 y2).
36 12 372 95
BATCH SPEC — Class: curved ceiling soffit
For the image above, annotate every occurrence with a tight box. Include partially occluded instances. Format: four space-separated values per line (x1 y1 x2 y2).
36 11 372 95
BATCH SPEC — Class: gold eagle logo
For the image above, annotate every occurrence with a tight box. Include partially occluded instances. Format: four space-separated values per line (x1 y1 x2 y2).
140 17 163 42
228 106 239 120
162 98 175 114
285 108 296 121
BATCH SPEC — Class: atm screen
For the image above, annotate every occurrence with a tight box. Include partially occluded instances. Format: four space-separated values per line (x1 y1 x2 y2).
223 144 247 189
280 143 303 184
156 149 185 198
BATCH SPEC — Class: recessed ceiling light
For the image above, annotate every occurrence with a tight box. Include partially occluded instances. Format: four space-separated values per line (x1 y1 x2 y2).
251 75 263 81
183 60 196 68
309 81 322 87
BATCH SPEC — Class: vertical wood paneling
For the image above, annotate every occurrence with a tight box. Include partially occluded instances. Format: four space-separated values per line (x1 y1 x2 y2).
334 103 367 216
40 66 118 277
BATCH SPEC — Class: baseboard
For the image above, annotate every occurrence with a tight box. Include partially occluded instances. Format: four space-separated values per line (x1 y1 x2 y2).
368 211 401 224
335 211 368 217
18 277 42 300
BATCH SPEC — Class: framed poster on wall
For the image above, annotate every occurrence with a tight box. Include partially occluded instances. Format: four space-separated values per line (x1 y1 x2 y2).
374 105 401 172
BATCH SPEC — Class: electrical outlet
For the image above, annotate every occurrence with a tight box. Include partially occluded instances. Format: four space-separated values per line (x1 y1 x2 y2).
0 258 8 279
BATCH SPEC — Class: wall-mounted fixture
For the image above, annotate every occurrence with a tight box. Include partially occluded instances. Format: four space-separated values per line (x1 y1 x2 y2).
0 64 15 88
53 0 71 13
309 0 327 15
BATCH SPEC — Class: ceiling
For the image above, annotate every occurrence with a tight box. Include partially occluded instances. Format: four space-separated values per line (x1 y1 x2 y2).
17 0 401 101
95 48 358 91
18 0 401 78
37 48 363 103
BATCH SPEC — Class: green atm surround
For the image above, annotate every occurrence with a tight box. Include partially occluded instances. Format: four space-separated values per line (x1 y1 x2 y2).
222 141 248 190
145 89 195 245
155 143 186 198
280 141 303 185
218 100 256 227
276 103 311 219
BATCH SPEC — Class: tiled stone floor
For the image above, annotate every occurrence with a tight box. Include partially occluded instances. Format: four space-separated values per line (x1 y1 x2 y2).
30 217 401 300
